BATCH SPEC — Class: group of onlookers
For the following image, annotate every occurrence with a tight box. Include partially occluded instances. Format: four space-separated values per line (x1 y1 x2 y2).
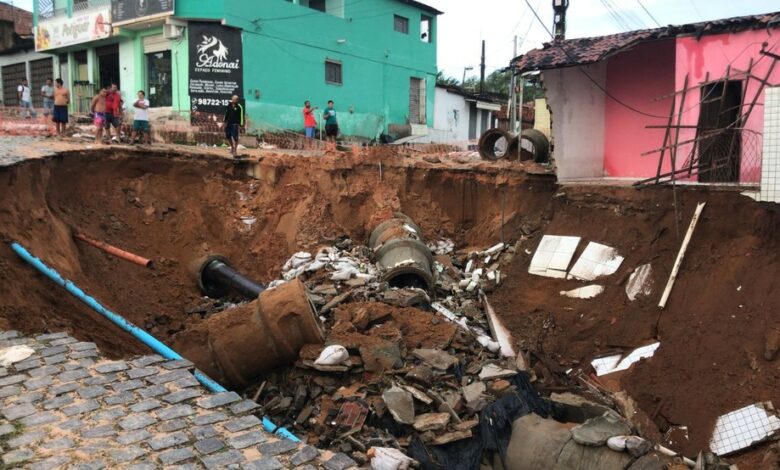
89 84 151 145
18 77 70 137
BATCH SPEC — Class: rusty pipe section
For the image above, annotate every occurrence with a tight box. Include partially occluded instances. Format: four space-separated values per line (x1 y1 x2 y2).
369 214 434 292
172 279 324 389
74 232 154 268
195 255 265 299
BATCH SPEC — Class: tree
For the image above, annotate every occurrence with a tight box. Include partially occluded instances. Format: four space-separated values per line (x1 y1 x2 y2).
436 71 460 87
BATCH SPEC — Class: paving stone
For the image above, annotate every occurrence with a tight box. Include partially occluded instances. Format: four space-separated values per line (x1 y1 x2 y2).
84 374 117 385
71 349 99 359
125 463 156 470
158 447 196 465
70 341 98 351
104 391 136 405
169 464 200 470
224 415 262 433
156 404 195 420
297 465 318 470
161 359 194 370
117 429 153 445
81 424 117 438
20 411 59 427
8 429 47 447
290 445 320 466
44 353 67 365
0 422 14 436
227 430 267 449
11 391 45 404
24 376 54 391
94 360 129 373
93 406 126 421
149 431 190 450
0 374 26 387
257 439 299 456
130 355 165 367
0 385 22 398
0 331 20 339
192 424 218 440
170 375 200 388
2 402 36 419
51 382 80 395
14 358 42 371
192 411 228 426
69 460 106 470
119 412 157 431
130 398 162 413
27 365 62 377
57 368 91 382
29 455 72 470
0 367 6 377
163 388 201 404
41 437 76 450
42 394 74 410
138 384 167 398
323 452 358 470
2 448 34 465
241 457 283 470
62 399 100 416
77 385 108 399
196 391 241 409
112 379 145 392
35 332 69 341
147 368 194 385
109 446 147 463
58 417 83 430
70 358 96 369
194 437 225 455
40 345 69 357
127 367 159 379
49 337 77 346
202 449 245 469
230 399 260 415
158 418 188 432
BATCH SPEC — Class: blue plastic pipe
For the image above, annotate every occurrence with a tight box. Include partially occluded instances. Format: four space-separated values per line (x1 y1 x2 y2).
10 242 300 443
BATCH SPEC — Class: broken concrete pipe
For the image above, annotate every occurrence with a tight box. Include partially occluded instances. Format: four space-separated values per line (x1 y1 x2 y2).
369 214 434 292
195 255 265 299
519 128 550 163
172 278 324 389
478 128 518 161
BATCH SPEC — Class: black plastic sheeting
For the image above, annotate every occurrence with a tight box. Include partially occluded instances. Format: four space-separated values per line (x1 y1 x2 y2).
407 372 553 470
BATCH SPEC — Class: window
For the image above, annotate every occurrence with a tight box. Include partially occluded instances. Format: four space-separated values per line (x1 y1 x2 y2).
147 51 172 107
325 60 342 85
308 0 326 12
421 15 432 42
394 15 409 34
38 0 54 19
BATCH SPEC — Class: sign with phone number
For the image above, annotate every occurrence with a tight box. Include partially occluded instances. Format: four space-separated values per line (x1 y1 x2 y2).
188 22 243 116
192 98 231 107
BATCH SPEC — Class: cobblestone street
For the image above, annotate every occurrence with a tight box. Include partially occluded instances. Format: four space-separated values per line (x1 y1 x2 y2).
0 331 356 469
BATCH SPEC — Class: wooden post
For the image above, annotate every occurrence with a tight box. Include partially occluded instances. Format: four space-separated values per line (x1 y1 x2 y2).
658 202 706 309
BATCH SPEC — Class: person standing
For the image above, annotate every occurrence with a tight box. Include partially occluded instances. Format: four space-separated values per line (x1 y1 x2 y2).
17 79 36 119
41 78 54 117
303 100 317 138
323 100 338 142
223 95 244 157
104 83 123 143
52 78 70 137
90 87 107 144
131 90 151 145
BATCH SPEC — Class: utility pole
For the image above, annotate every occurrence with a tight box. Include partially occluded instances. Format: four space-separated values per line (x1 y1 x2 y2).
553 0 570 40
510 36 518 133
479 40 486 95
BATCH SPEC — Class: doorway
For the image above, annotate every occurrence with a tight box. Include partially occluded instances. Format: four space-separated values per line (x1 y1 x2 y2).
409 77 426 125
696 80 742 182
96 44 120 89
146 50 172 107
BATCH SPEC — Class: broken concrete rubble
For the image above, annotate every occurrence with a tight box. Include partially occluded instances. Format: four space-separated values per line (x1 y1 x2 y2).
382 386 416 425
571 412 633 446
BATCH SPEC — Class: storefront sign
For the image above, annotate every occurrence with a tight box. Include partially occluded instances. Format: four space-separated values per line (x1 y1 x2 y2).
35 7 111 51
188 22 243 115
111 0 175 26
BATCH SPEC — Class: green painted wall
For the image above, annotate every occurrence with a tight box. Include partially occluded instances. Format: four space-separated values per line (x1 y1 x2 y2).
176 0 438 138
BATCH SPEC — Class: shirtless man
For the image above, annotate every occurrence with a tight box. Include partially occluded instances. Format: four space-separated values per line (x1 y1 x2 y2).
90 87 108 144
52 78 70 138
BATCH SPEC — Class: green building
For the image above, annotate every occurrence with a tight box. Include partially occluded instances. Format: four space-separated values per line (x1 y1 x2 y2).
32 0 441 139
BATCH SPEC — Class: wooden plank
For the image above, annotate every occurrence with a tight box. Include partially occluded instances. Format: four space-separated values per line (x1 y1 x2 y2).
658 202 706 309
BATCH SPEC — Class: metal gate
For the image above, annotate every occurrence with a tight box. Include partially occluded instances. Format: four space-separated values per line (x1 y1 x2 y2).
30 58 54 108
2 62 26 107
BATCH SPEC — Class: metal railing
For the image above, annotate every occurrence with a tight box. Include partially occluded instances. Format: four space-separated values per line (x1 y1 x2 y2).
72 0 111 13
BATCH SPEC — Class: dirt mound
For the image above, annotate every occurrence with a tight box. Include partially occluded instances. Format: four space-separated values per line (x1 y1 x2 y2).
488 186 780 461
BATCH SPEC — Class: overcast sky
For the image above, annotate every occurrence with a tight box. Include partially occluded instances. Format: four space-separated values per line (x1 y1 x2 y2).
9 0 779 80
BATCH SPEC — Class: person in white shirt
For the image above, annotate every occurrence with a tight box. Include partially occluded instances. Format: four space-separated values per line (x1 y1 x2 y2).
17 78 36 118
40 78 54 116
131 90 151 145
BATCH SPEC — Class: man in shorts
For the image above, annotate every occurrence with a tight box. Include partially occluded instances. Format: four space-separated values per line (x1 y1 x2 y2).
104 83 123 143
131 90 151 145
323 100 338 142
52 78 70 137
17 79 36 119
223 95 244 157
90 87 107 144
41 78 54 117
303 100 317 138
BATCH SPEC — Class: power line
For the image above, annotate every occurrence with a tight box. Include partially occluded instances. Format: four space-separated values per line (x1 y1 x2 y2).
636 0 662 28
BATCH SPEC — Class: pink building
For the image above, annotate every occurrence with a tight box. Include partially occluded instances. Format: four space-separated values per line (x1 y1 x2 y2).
513 12 780 188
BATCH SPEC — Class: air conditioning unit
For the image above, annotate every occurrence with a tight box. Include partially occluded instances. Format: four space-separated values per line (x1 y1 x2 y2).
163 23 183 39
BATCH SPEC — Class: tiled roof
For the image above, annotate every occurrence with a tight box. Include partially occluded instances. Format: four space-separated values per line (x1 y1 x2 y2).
514 11 780 73
395 0 443 15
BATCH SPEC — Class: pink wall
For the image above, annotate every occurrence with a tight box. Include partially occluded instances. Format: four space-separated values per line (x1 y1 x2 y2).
604 40 676 177
674 30 780 183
